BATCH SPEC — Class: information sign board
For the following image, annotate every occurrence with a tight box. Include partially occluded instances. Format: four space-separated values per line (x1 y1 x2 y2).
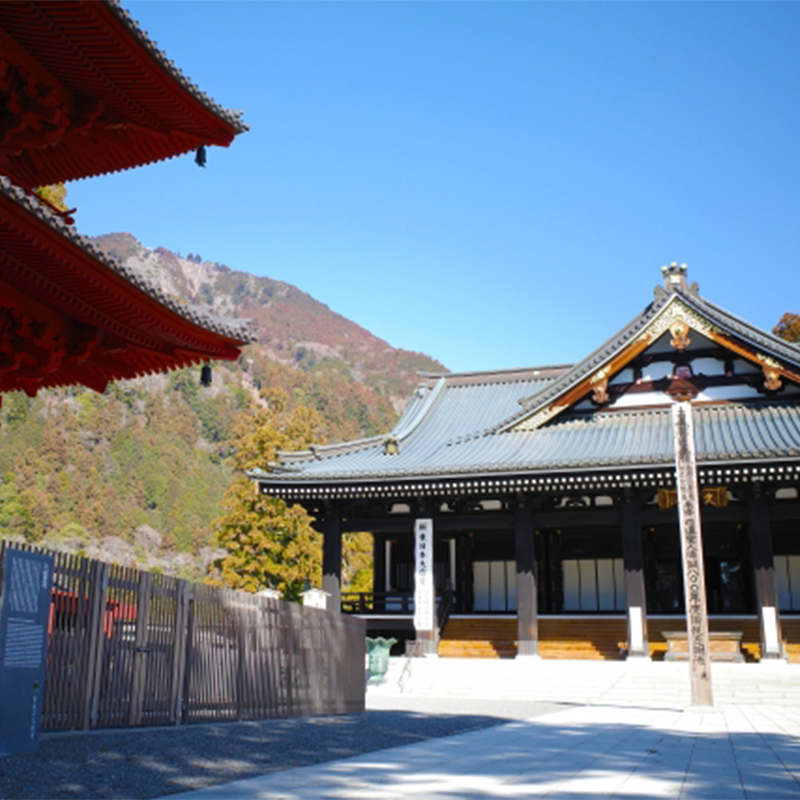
0 548 54 755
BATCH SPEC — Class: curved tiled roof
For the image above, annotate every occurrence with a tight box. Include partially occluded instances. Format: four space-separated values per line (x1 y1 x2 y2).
1 176 256 345
258 275 800 493
277 365 570 467
260 402 800 485
493 295 670 431
106 0 248 135
0 0 247 186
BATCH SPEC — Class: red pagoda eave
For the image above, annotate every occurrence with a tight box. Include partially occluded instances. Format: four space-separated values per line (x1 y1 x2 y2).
0 180 255 397
0 0 247 187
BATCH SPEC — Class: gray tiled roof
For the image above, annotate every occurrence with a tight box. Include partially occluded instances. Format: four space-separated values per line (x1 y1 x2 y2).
263 402 800 483
276 365 568 470
1 177 256 344
260 279 800 487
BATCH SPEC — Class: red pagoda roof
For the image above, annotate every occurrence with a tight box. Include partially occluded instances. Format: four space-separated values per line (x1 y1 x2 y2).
0 176 256 396
0 0 247 187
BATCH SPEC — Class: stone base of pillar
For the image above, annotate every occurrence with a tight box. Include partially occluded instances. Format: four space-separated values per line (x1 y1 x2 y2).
517 641 540 657
760 651 787 662
416 631 438 656
625 651 650 660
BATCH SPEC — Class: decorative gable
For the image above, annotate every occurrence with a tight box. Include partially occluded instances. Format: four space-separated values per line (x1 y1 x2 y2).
505 267 800 434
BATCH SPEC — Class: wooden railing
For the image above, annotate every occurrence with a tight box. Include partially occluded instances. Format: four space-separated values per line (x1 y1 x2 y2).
340 591 414 614
437 582 454 636
0 541 365 731
341 590 455 621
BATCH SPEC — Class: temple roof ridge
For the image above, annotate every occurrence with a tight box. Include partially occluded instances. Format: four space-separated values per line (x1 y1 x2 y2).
494 269 800 435
490 293 670 433
418 363 572 386
273 377 450 467
685 291 800 366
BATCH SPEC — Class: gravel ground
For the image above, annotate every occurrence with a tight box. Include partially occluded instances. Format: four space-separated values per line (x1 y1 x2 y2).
0 698 564 799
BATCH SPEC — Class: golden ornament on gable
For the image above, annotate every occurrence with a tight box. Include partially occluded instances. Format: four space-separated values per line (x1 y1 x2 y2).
670 320 691 351
590 377 609 404
762 364 782 392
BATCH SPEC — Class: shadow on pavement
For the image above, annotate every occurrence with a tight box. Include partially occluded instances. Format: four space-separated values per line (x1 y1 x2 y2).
0 709 546 799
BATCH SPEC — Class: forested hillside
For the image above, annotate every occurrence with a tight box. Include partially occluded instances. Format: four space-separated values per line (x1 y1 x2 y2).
0 235 444 583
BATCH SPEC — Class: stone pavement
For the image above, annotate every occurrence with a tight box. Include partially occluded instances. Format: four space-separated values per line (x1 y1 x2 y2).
165 702 800 799
163 660 800 799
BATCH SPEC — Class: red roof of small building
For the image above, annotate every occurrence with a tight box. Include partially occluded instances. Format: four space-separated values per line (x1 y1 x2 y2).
0 0 247 187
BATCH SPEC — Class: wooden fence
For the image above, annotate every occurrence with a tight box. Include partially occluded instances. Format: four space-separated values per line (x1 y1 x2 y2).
0 541 365 731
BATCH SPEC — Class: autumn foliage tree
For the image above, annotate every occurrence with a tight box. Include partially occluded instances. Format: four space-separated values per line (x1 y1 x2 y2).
34 183 69 212
211 388 327 599
774 313 800 343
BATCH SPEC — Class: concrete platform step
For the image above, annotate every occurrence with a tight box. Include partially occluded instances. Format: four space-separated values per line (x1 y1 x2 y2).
371 655 800 707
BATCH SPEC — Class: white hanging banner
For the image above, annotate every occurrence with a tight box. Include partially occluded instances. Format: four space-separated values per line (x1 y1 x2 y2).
413 518 436 633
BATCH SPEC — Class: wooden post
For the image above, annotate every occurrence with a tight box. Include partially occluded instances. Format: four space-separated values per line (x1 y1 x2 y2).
748 485 783 659
81 560 108 731
236 615 247 722
372 533 386 612
515 500 539 657
458 533 473 614
622 491 648 658
170 580 190 725
322 501 342 612
180 587 195 725
671 401 713 707
128 571 152 727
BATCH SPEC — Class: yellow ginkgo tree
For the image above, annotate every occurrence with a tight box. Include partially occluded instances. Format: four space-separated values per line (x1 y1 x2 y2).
211 388 326 600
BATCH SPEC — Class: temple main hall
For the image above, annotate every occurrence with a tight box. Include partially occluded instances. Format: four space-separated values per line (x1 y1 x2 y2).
256 264 800 663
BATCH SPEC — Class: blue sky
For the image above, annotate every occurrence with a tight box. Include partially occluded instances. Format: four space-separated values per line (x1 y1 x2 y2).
68 1 800 374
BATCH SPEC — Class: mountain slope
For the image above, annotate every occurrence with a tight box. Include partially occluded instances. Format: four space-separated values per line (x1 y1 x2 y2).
0 233 447 578
92 233 445 408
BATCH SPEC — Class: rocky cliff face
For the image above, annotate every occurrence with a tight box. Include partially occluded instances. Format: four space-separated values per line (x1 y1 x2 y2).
92 233 446 409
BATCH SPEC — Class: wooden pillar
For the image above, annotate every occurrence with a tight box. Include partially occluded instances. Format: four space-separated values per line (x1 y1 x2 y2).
622 490 648 658
550 530 564 614
385 539 393 592
458 533 473 614
748 485 783 659
672 401 713 707
515 499 539 657
322 500 342 612
170 580 190 725
372 533 386 612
